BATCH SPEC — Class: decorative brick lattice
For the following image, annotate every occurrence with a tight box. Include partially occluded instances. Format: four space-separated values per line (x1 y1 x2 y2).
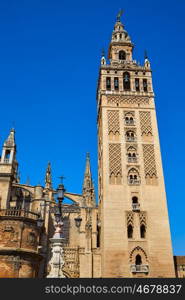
107 110 120 134
139 111 152 135
142 144 157 177
109 143 122 176
107 95 150 106
126 211 134 226
139 212 147 226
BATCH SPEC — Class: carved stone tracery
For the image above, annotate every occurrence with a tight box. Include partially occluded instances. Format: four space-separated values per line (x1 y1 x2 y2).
63 247 79 278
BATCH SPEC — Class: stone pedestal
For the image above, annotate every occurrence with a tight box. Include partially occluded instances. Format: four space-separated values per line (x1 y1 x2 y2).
47 222 66 278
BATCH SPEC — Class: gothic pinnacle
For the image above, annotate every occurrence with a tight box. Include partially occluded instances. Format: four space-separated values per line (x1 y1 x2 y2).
45 161 52 189
4 128 16 147
84 152 91 177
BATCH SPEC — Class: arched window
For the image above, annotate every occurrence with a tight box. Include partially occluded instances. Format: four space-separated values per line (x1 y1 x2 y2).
106 77 111 90
130 117 134 124
119 50 126 60
125 117 129 124
143 79 148 92
4 150 11 163
127 146 137 162
132 196 140 211
5 150 10 159
124 112 135 125
97 224 100 248
123 72 130 90
128 168 140 185
135 78 140 91
125 116 134 125
140 224 146 238
135 254 142 265
132 196 138 204
126 131 135 142
127 224 133 238
128 153 136 162
114 77 119 90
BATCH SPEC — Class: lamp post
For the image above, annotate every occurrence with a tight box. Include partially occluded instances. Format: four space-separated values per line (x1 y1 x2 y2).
57 176 65 215
47 180 66 278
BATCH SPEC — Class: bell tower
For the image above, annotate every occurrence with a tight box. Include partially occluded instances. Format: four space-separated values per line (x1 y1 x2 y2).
97 12 175 277
0 129 18 209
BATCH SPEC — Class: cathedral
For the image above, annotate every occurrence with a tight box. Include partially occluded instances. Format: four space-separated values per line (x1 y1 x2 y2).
0 13 184 278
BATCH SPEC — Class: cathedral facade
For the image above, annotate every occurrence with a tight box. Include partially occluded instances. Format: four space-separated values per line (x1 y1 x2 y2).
0 14 184 278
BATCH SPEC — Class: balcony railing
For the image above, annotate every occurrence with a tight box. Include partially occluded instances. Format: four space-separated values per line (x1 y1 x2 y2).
3 158 10 164
126 137 136 142
0 208 39 220
125 120 135 126
132 203 140 211
130 264 149 273
128 179 140 185
128 157 137 163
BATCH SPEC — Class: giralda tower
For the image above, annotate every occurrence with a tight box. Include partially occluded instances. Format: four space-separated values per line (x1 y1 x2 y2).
97 13 175 277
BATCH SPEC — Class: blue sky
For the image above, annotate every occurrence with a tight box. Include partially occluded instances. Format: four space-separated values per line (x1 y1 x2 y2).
0 0 184 255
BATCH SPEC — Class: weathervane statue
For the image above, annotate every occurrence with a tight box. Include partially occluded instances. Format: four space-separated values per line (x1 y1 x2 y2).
116 9 124 22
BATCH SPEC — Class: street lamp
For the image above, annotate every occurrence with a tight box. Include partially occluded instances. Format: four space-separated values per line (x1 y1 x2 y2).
54 205 62 224
57 180 65 217
57 183 65 200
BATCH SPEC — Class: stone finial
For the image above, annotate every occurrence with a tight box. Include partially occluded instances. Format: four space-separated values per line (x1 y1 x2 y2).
144 50 151 68
101 48 106 65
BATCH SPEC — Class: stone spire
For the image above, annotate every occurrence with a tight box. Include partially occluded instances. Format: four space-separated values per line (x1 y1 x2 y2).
4 128 16 148
82 153 96 207
0 128 16 165
45 162 52 189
